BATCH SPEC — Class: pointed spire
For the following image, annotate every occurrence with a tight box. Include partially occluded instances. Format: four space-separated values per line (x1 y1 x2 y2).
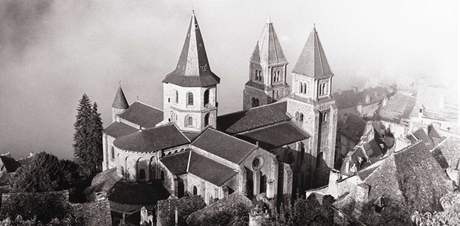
112 84 129 109
293 26 333 78
163 12 220 87
250 20 287 66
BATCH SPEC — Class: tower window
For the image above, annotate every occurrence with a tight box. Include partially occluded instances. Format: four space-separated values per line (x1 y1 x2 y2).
175 90 179 103
204 89 210 106
111 147 115 160
187 92 194 106
185 115 193 127
193 186 198 195
204 113 210 127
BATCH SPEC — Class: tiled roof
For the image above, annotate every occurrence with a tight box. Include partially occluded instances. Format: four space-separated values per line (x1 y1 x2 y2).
162 13 220 87
114 124 189 153
188 152 237 186
104 122 137 138
333 86 391 109
217 101 290 134
250 21 287 65
237 122 309 150
118 101 163 128
377 93 415 123
112 86 129 109
160 150 191 175
292 27 332 79
338 114 366 143
193 128 257 164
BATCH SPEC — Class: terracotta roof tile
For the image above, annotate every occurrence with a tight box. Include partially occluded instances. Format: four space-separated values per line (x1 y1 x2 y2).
118 102 163 128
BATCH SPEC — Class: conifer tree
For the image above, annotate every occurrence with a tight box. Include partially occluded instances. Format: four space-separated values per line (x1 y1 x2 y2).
73 94 102 176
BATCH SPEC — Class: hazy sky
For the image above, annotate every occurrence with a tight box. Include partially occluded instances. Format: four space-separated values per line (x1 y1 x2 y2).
0 0 457 159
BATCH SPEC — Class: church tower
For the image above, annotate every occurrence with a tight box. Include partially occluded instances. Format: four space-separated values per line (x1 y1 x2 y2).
286 27 337 170
162 12 220 132
112 85 129 121
243 19 289 110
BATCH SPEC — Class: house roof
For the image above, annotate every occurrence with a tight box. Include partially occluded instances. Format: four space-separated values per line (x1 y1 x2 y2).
188 152 237 186
250 21 287 65
160 150 191 176
333 86 391 110
104 122 138 138
237 122 309 150
118 101 163 128
112 86 129 109
292 27 332 79
217 101 290 134
192 128 257 164
411 128 435 150
114 124 189 153
163 13 220 87
377 93 415 123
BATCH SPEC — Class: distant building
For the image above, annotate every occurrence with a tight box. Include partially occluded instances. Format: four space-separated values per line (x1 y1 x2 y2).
101 12 338 208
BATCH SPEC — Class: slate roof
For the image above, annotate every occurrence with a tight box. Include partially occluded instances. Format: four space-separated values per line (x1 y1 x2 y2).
188 152 237 186
193 128 257 164
114 124 189 153
333 86 391 109
293 27 332 79
160 150 191 175
163 13 220 87
104 122 137 138
118 101 163 128
237 122 309 150
217 101 290 134
250 21 287 65
112 86 129 109
338 114 366 143
377 93 415 123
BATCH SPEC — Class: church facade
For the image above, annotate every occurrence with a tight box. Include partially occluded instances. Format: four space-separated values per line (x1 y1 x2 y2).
102 13 337 205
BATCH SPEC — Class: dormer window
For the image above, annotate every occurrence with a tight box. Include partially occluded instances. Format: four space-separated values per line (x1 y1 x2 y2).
187 92 194 106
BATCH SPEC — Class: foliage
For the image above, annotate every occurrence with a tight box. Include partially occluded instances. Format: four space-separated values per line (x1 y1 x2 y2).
411 192 460 226
0 191 82 225
197 203 249 226
10 152 87 193
73 94 103 176
159 195 206 226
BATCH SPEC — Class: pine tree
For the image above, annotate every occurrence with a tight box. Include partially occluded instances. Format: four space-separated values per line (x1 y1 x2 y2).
90 102 103 174
73 94 96 175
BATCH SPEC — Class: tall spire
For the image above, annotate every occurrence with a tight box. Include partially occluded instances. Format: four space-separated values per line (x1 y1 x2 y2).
250 20 287 66
292 26 332 78
163 12 220 87
112 84 129 109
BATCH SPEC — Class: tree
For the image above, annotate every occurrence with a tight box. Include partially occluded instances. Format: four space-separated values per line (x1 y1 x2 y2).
73 94 103 176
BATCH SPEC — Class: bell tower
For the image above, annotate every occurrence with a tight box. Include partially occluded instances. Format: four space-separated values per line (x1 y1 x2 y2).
243 19 290 110
286 26 337 171
162 12 220 132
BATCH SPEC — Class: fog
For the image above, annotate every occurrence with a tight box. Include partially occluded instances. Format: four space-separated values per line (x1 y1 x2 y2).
0 0 457 159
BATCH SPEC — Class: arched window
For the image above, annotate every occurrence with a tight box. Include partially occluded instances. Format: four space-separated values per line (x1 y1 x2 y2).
204 89 210 106
111 147 115 160
139 169 145 180
185 115 193 127
204 113 210 127
187 92 194 106
193 186 198 195
299 113 304 122
175 90 179 103
251 98 259 107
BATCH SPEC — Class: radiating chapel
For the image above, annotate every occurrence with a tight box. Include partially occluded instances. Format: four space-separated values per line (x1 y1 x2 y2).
102 12 337 205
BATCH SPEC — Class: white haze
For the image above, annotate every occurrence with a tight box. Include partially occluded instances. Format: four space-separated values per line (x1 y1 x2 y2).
0 0 457 158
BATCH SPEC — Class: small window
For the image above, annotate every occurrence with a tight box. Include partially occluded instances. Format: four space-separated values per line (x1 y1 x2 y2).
299 113 304 122
185 116 193 127
204 89 210 106
193 186 198 195
111 147 115 160
187 92 194 106
251 98 259 107
204 113 210 127
175 90 179 103
139 169 145 180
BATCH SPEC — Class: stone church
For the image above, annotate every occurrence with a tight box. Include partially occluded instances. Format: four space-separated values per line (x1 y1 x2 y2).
102 12 337 205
